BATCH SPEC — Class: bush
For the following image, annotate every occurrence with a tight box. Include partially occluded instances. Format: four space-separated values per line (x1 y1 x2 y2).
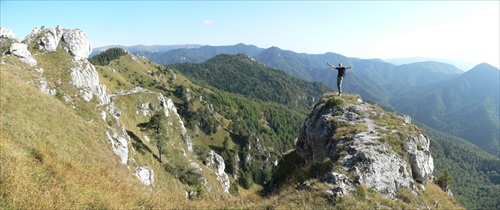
229 181 240 197
239 172 254 189
164 163 203 187
437 169 453 190
325 98 343 108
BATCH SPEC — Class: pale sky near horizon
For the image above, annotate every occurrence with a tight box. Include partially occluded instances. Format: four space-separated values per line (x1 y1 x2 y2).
1 1 499 68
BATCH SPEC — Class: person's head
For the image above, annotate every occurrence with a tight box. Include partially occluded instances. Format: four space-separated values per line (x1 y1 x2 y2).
338 62 343 67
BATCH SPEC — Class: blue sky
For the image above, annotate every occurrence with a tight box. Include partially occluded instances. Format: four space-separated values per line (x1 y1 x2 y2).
1 1 499 68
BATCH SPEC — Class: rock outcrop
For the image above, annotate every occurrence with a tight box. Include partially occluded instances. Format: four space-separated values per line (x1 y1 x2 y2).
0 28 16 39
9 43 37 67
69 59 109 104
135 166 155 186
295 93 434 198
23 26 92 59
62 28 92 59
205 150 230 193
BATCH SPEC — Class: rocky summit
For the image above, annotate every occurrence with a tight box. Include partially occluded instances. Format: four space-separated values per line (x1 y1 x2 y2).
295 93 433 197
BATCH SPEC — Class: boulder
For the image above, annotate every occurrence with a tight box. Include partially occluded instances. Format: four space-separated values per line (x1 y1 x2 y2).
135 166 155 186
9 43 37 67
62 29 92 58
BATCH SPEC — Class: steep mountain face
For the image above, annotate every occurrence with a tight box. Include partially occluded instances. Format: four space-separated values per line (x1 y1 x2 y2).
391 63 500 155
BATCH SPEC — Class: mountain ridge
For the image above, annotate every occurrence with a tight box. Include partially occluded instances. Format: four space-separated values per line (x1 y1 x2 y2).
1 26 497 209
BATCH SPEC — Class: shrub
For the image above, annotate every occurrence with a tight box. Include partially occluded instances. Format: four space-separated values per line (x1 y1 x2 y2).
437 169 453 190
229 181 240 197
325 98 343 108
164 163 203 187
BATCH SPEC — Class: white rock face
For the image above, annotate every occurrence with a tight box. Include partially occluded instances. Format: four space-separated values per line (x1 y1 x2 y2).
69 59 109 104
135 166 154 186
295 95 434 198
205 150 230 193
406 132 434 184
37 27 64 52
0 28 16 39
106 129 128 164
9 43 37 67
62 29 92 59
159 94 193 151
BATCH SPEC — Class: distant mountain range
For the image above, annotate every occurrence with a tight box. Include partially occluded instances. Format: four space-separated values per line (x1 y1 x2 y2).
92 44 499 156
391 63 500 155
384 56 477 71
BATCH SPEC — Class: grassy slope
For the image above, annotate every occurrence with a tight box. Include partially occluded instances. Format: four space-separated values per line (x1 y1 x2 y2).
0 55 233 209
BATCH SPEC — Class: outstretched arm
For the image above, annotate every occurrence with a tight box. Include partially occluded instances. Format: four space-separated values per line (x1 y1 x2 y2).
347 66 352 69
327 62 336 69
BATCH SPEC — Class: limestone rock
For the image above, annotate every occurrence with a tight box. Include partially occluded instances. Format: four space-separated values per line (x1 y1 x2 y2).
323 172 355 197
135 166 155 186
295 94 434 198
159 94 193 151
37 27 64 52
69 59 109 104
0 28 16 39
106 128 129 164
9 43 37 67
62 28 92 59
406 132 434 184
205 150 230 193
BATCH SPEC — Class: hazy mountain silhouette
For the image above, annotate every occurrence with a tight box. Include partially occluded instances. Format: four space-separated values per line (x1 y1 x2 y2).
391 63 499 155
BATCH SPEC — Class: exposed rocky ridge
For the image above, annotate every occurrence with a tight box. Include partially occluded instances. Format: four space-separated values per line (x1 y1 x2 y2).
0 27 227 194
295 93 434 198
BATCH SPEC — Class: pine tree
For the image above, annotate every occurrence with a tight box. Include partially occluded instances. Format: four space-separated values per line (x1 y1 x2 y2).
437 169 453 191
138 110 169 163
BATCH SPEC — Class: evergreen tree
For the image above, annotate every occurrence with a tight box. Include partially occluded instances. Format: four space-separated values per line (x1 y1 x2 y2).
437 169 453 191
137 110 169 163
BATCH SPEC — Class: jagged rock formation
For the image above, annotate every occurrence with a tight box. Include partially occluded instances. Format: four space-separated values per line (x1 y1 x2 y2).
205 150 230 193
295 94 434 198
24 26 92 59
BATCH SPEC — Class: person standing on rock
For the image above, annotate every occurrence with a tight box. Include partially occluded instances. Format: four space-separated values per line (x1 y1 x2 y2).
327 62 352 96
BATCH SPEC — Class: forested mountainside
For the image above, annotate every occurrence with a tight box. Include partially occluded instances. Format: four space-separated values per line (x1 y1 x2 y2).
168 53 332 109
1 27 496 209
391 63 500 156
132 44 498 159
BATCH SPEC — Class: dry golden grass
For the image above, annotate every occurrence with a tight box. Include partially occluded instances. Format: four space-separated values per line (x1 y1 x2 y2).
0 66 199 209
